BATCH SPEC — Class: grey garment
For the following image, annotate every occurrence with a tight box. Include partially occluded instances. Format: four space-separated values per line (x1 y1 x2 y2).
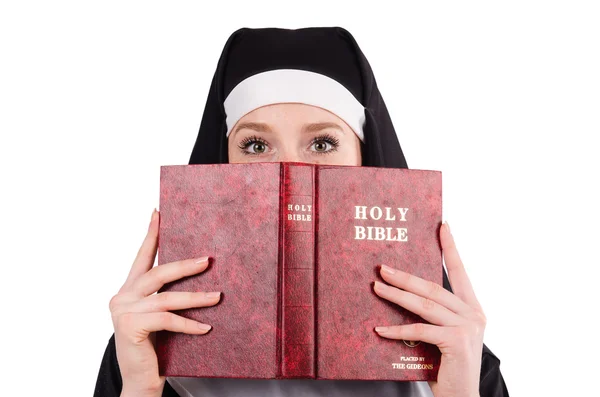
166 377 434 397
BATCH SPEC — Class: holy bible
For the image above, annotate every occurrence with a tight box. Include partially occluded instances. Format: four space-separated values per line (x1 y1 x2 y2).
156 161 442 381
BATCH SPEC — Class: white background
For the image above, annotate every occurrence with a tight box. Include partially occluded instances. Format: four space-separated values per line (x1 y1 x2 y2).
1 1 598 395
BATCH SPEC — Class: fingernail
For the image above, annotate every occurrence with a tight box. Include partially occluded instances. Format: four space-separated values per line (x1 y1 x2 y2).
444 221 451 234
381 264 396 275
374 280 388 292
148 208 157 230
195 256 209 264
205 291 221 299
375 326 389 333
197 323 211 331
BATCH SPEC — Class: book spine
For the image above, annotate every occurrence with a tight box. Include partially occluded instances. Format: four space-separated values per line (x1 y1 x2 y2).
279 163 316 378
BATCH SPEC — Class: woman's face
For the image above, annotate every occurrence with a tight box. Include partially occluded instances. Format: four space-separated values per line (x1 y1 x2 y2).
227 103 362 166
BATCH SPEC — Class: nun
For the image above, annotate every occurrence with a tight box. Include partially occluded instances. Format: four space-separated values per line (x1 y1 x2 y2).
94 27 509 397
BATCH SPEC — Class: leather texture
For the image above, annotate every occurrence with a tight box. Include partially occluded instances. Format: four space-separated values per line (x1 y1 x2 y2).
156 162 442 381
315 165 442 381
157 162 282 379
281 163 315 378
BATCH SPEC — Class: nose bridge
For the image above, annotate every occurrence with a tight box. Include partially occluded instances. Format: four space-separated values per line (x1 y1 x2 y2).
277 146 303 163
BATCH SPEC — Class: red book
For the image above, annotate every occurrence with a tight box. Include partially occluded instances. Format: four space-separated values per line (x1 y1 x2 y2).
156 162 442 381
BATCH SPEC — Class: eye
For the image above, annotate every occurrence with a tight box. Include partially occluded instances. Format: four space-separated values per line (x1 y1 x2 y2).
237 135 269 156
310 133 340 155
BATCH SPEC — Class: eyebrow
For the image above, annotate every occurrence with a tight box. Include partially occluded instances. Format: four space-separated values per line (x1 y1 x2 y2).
232 121 345 137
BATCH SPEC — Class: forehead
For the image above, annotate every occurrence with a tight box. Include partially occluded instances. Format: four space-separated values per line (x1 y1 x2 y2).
229 102 360 142
238 103 343 122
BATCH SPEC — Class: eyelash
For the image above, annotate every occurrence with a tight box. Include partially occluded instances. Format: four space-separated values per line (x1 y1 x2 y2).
237 133 341 156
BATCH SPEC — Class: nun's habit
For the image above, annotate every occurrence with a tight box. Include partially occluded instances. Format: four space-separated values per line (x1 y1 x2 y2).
94 27 509 397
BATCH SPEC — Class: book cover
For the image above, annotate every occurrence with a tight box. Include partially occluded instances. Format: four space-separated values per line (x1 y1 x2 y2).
156 161 442 381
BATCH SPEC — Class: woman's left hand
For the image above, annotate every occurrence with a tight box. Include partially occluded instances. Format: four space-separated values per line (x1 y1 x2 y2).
373 222 485 397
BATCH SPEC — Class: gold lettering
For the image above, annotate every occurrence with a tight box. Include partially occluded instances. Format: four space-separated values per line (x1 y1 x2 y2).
288 213 311 221
354 226 408 242
392 362 433 370
291 204 311 212
354 206 408 221
286 202 313 222
405 363 434 370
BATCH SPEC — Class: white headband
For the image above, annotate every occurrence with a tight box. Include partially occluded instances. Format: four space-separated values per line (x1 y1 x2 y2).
223 69 366 142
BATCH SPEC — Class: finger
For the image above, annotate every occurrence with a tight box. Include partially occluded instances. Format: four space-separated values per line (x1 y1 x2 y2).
378 265 473 317
121 209 160 290
374 323 444 346
132 256 210 298
441 222 483 311
128 291 221 313
373 281 462 326
121 311 213 337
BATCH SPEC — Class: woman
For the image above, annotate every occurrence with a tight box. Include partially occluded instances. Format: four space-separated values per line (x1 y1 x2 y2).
94 27 509 397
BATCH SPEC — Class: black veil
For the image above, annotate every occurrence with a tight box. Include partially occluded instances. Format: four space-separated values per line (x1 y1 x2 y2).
188 27 407 169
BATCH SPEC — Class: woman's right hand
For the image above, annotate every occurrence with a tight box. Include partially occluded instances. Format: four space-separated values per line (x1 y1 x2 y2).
109 208 221 397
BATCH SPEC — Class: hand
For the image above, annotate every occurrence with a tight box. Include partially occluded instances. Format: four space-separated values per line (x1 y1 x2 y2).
373 222 485 397
109 209 221 397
